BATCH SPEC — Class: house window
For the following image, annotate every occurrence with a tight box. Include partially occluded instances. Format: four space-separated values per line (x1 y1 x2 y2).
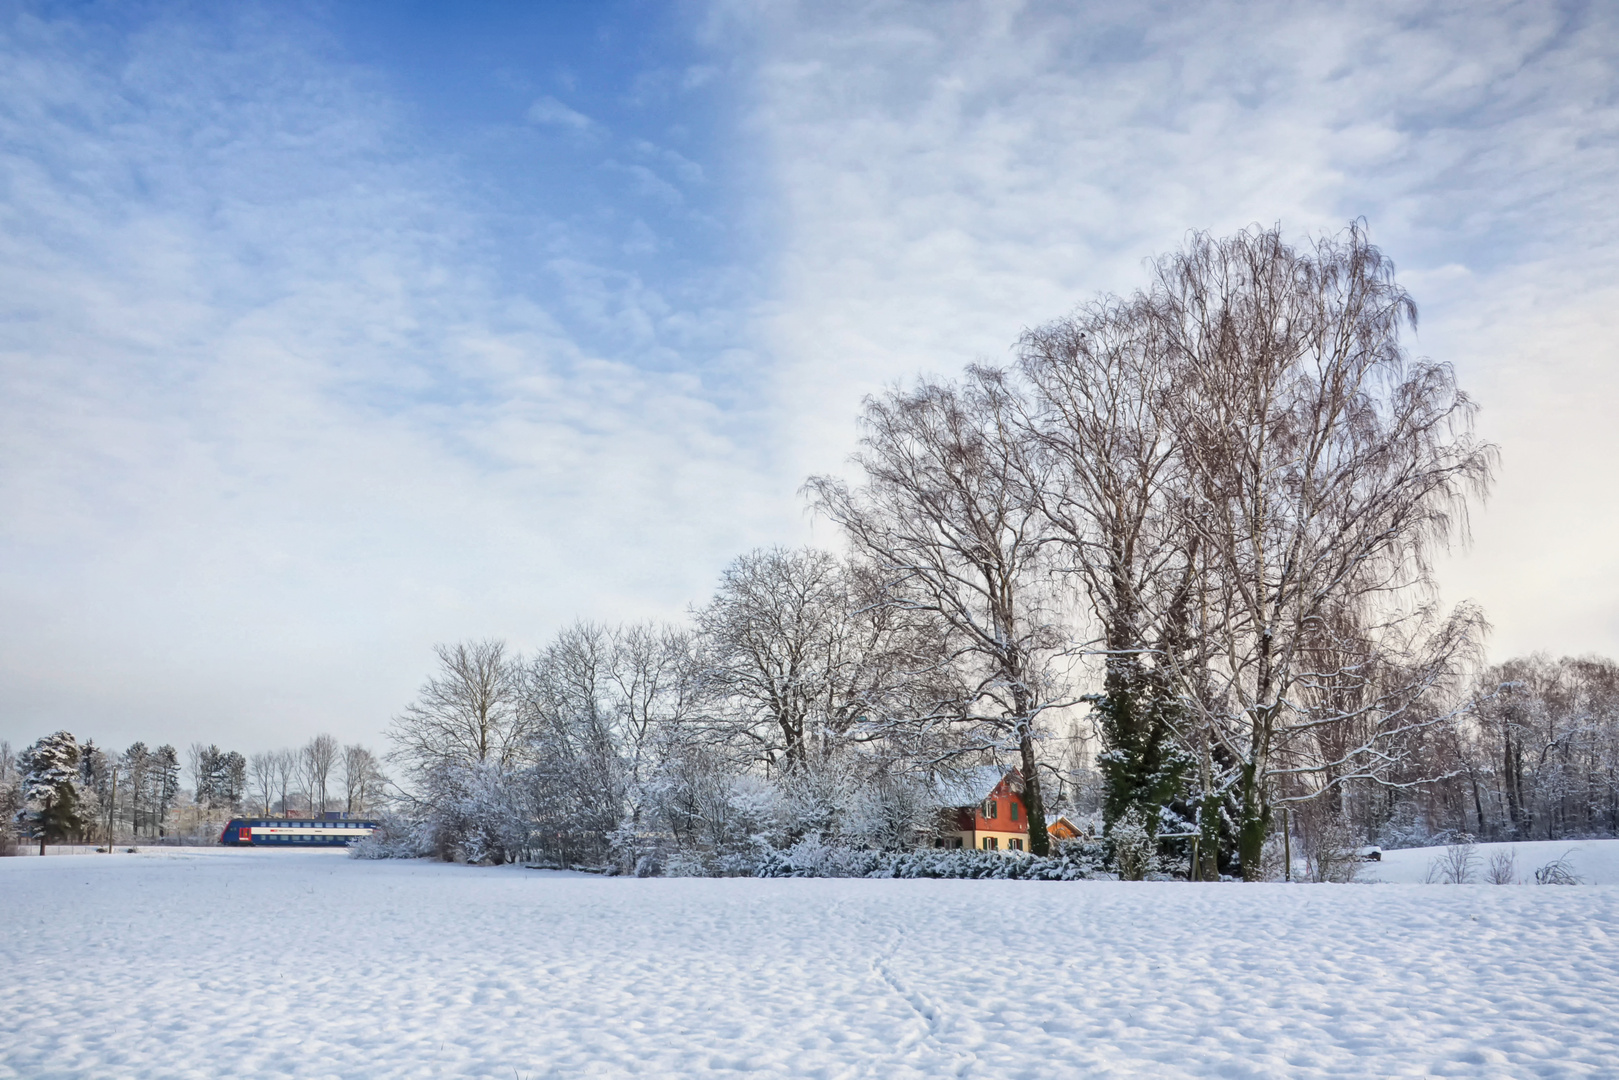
984 799 997 820
983 837 998 851
1010 801 1019 822
1010 838 1024 851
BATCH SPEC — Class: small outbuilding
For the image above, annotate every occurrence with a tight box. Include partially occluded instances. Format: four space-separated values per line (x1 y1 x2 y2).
1046 815 1084 842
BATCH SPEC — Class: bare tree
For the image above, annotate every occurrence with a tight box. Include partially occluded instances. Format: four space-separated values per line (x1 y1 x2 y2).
302 735 339 816
694 548 875 773
1150 223 1495 878
248 753 277 817
273 748 299 817
389 640 527 783
807 375 1067 855
520 622 624 863
340 744 385 813
600 621 704 831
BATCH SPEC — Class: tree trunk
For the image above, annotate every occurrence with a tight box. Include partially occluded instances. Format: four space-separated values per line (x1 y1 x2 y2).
1018 728 1050 856
1236 760 1268 881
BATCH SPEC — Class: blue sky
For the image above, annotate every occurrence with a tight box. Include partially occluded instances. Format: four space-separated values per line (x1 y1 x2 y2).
3 0 1618 753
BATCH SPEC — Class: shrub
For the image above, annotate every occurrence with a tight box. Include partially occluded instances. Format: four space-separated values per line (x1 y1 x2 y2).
1107 808 1155 881
1424 837 1478 884
1534 855 1581 885
1484 850 1516 885
349 814 433 860
753 839 1107 880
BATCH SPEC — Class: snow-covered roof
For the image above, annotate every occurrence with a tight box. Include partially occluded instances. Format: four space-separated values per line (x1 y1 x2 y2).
932 766 1016 807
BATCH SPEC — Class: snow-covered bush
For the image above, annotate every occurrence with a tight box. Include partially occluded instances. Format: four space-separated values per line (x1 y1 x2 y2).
413 763 535 865
661 850 711 878
349 814 433 860
1107 808 1155 881
753 840 1107 880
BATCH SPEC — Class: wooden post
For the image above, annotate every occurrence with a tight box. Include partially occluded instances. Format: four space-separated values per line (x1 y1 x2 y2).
1189 836 1200 882
107 768 118 852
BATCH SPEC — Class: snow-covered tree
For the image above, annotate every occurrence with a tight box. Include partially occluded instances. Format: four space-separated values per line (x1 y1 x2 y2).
807 377 1070 855
390 640 528 778
0 741 22 855
78 740 117 844
18 731 86 853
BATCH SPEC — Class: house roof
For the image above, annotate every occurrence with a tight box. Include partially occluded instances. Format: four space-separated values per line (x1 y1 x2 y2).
932 766 1018 808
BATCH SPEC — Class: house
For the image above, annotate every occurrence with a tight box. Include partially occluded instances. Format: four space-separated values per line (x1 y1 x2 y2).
934 767 1030 852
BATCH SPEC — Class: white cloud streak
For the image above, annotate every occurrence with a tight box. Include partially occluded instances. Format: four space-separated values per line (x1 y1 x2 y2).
526 95 594 130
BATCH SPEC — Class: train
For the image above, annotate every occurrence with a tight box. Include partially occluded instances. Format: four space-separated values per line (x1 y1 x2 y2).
219 816 380 847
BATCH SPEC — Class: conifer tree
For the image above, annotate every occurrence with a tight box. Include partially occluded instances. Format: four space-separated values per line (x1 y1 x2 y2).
18 731 86 854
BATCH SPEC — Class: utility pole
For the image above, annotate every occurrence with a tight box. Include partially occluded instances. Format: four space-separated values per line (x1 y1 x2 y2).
106 767 118 853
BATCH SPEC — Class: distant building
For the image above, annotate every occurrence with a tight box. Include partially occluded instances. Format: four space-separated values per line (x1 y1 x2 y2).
935 768 1030 851
1046 815 1084 842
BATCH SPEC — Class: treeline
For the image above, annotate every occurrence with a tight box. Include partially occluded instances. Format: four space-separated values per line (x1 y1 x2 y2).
388 223 1606 880
1436 655 1619 843
1 731 388 854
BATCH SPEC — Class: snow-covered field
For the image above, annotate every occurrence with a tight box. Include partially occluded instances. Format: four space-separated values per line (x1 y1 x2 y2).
1365 838 1619 886
4 846 1618 1079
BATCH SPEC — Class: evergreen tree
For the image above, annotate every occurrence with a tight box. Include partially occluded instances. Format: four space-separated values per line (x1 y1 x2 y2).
153 745 180 836
123 743 152 836
219 751 246 810
78 740 116 844
1092 662 1190 837
18 731 86 854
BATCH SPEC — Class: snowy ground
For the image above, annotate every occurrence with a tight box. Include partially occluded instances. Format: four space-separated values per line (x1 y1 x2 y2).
1364 838 1619 886
4 847 1618 1079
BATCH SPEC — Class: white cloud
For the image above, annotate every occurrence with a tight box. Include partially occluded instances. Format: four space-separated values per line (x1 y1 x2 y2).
526 95 594 130
0 10 782 752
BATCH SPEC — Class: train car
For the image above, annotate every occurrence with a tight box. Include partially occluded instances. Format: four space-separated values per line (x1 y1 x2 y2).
220 817 380 847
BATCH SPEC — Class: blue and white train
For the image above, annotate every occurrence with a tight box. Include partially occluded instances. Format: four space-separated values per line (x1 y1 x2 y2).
220 817 380 847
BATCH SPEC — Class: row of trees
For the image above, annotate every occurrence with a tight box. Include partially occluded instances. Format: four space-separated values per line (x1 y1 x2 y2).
1441 655 1619 843
3 731 388 853
240 739 388 819
391 223 1524 879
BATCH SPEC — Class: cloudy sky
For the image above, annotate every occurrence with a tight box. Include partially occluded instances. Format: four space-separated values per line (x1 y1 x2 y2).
2 0 1616 754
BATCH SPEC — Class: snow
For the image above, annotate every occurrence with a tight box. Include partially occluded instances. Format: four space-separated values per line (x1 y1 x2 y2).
1364 838 1619 886
4 847 1618 1078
